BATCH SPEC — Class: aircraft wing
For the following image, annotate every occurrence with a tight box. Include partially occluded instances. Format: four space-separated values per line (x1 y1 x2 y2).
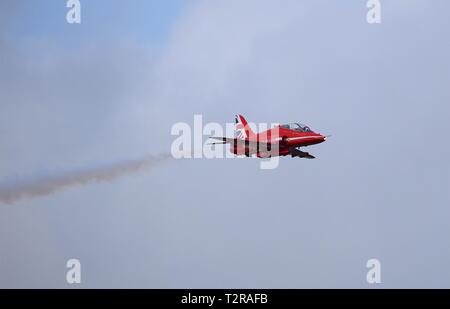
209 137 315 159
208 137 276 149
289 148 315 159
208 137 238 145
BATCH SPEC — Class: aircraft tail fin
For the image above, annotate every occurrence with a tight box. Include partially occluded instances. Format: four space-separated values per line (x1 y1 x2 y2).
234 114 255 140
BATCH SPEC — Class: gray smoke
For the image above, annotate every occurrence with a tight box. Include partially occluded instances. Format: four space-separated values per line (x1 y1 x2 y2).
0 154 171 204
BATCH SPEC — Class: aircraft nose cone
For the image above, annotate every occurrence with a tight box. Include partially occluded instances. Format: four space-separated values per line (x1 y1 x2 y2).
322 135 331 142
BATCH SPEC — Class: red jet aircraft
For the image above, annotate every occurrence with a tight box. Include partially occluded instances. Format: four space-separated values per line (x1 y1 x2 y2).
210 115 327 159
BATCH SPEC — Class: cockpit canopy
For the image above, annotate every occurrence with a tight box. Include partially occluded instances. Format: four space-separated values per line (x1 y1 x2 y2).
280 123 313 133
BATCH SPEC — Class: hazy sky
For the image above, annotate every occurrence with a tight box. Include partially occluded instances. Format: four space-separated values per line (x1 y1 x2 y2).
1 0 450 288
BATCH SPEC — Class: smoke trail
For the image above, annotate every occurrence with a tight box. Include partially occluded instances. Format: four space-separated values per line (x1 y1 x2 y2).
0 154 171 204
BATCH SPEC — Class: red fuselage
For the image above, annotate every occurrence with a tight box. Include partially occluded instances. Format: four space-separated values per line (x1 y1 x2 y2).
230 125 326 157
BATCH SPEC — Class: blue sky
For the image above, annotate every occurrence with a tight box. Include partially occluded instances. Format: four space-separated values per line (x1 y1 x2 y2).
9 0 187 47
